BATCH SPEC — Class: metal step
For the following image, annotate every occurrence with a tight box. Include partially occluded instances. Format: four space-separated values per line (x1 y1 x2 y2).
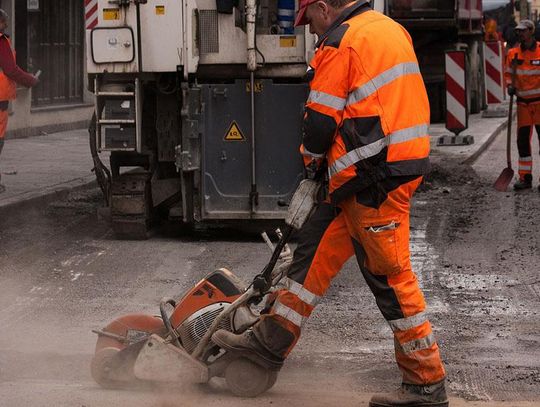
98 119 136 125
94 76 141 153
96 91 135 97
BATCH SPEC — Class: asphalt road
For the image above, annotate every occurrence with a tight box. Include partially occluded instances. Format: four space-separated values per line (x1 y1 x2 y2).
0 129 538 406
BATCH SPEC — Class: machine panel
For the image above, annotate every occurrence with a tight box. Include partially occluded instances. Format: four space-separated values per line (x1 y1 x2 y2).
139 0 184 72
201 80 308 219
91 27 135 64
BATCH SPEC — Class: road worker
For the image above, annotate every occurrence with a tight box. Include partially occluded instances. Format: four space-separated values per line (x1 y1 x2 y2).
212 1 447 406
0 9 39 193
505 19 540 191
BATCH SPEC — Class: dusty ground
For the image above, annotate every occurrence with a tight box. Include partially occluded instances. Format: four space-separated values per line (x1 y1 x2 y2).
0 131 538 406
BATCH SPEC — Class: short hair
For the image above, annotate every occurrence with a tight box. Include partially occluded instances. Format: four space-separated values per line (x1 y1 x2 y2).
0 9 8 21
324 0 355 8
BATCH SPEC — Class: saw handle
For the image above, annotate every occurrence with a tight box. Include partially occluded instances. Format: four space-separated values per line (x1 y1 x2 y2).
253 225 293 293
159 298 181 347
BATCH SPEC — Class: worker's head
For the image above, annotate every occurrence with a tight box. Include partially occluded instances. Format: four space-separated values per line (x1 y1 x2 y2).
515 19 535 44
0 9 8 34
294 0 355 36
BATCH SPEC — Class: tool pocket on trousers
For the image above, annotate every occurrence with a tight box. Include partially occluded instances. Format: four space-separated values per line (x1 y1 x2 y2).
359 219 406 275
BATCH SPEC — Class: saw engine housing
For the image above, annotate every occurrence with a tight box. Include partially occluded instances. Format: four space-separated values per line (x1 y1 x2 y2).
169 268 247 352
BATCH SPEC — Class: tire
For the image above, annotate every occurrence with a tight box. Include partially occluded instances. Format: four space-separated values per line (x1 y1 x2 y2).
90 347 132 389
265 370 278 392
225 357 276 398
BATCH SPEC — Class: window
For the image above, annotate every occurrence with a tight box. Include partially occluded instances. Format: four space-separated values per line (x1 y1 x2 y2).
28 0 84 107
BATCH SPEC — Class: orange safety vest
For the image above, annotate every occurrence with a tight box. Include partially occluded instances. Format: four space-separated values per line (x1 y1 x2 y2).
505 42 540 100
301 3 430 203
0 33 17 101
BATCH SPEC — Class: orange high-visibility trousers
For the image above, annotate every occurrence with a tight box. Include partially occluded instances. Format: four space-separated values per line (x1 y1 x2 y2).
0 108 8 155
254 177 446 385
516 101 540 179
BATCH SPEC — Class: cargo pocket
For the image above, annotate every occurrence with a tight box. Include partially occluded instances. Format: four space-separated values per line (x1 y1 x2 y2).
358 218 408 275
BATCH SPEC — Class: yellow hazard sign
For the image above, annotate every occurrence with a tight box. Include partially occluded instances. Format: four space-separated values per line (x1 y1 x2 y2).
103 8 120 20
155 5 165 15
279 36 297 48
224 121 245 141
246 81 263 93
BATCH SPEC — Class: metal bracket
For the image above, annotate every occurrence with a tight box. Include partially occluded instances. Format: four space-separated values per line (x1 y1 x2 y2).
176 84 201 172
437 134 475 146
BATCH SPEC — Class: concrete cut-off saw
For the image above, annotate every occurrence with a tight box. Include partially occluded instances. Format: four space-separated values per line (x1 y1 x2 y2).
91 179 320 397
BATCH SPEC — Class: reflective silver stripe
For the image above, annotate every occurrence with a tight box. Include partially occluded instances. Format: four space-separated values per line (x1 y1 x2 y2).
390 124 429 144
273 301 304 327
278 9 295 16
515 69 540 75
329 138 386 177
516 88 540 97
302 147 325 159
388 311 428 332
519 164 532 171
279 21 294 28
399 333 437 354
328 124 429 177
347 62 421 106
283 277 319 306
308 90 346 111
519 156 532 161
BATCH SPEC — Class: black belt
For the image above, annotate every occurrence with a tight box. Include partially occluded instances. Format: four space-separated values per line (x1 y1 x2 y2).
516 96 540 104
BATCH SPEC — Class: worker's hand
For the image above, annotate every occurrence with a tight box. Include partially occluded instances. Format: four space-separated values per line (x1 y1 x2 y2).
304 160 327 181
507 85 516 96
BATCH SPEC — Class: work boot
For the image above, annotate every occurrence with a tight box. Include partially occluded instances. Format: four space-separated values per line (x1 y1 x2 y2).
514 174 532 190
212 329 284 370
369 380 448 407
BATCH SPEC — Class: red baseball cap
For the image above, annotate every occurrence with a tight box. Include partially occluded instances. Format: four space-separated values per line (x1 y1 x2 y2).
295 0 319 27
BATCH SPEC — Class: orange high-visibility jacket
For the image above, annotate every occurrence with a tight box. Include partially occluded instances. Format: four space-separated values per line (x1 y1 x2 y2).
301 2 430 203
505 42 540 100
0 33 17 101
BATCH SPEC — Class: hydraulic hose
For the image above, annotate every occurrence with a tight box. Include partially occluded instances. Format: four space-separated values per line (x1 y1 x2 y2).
89 113 111 206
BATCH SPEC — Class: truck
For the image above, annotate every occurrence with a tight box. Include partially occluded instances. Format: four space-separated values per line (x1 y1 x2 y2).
86 0 485 239
379 0 486 122
87 0 315 238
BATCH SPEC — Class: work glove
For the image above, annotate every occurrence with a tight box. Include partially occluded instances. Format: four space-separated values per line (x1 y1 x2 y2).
507 85 516 96
304 159 327 181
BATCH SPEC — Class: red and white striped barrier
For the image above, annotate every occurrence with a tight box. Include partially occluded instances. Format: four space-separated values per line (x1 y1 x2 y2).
85 0 98 30
484 41 505 104
458 0 482 20
445 50 468 134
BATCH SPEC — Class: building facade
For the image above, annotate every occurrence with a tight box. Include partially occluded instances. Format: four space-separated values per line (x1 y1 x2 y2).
0 0 92 138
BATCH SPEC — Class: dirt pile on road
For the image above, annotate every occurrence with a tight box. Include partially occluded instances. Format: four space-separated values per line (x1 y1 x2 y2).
48 186 103 215
420 159 483 192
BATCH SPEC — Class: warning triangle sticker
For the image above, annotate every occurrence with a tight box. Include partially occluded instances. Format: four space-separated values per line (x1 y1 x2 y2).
224 121 245 141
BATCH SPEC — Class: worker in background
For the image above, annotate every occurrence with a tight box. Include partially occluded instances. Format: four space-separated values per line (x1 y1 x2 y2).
506 19 540 191
485 18 501 42
502 16 518 49
0 9 39 193
212 1 448 406
535 20 540 42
